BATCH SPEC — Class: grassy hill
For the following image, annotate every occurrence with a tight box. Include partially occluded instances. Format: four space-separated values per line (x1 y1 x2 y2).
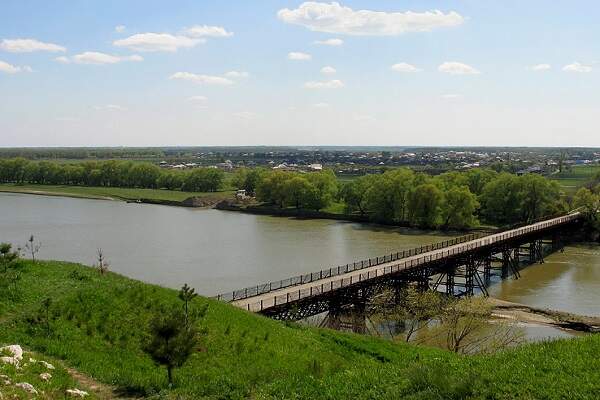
1 260 599 399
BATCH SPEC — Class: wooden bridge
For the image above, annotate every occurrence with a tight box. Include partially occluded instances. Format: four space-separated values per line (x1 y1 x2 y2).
216 212 583 321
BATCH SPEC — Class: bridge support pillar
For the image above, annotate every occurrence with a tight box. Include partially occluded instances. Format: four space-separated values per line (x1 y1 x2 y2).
464 256 476 296
445 267 455 296
501 248 511 279
483 254 492 285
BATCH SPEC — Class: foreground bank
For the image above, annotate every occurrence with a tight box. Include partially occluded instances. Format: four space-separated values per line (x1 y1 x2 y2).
1 259 599 399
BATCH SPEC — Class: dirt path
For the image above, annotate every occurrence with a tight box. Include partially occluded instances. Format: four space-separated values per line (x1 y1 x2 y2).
65 367 140 399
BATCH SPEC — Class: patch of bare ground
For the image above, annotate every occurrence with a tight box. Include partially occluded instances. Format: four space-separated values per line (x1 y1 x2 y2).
489 297 600 333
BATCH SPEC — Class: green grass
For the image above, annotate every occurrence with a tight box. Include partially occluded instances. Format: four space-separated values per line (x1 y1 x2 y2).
0 184 233 203
0 347 93 399
1 260 600 399
551 165 600 194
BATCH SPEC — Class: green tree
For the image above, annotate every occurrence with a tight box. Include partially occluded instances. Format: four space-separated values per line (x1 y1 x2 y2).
0 243 19 273
519 174 561 222
408 184 444 228
479 173 524 225
129 163 161 188
339 175 376 215
305 171 338 211
182 168 224 192
233 168 263 195
441 186 480 229
256 170 289 208
283 176 313 209
179 283 197 327
143 307 198 386
465 169 498 196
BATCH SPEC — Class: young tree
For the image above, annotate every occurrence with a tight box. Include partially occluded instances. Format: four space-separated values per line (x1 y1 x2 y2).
25 235 41 263
179 283 197 327
436 297 523 354
144 307 198 386
401 287 446 342
0 243 19 273
96 249 109 275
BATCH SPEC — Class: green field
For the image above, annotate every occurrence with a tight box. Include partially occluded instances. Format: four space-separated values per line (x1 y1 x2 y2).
551 165 600 194
0 184 234 203
1 259 599 399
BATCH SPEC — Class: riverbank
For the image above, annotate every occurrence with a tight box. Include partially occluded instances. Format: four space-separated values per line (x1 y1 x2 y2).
0 183 233 207
490 298 600 333
1 259 599 399
215 200 495 233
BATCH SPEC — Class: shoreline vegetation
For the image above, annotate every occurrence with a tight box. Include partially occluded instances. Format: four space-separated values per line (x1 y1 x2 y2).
1 259 600 399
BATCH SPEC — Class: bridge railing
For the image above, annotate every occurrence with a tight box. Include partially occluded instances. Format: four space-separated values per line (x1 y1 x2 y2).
215 230 492 302
239 212 581 312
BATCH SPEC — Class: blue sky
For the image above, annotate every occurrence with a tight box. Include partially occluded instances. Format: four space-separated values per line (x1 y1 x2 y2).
1 1 599 147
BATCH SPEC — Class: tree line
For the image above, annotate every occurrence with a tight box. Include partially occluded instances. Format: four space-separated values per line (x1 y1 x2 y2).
235 167 566 229
0 158 224 192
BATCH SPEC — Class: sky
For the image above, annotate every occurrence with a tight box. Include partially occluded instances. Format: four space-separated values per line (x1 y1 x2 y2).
1 0 599 148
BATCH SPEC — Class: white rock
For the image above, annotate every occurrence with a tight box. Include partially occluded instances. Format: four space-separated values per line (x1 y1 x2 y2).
0 357 18 366
66 388 89 397
39 372 52 381
15 382 38 394
40 361 55 370
29 358 37 363
0 345 23 361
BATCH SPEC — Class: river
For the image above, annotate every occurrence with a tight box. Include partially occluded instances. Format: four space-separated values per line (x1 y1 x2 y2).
1 192 598 340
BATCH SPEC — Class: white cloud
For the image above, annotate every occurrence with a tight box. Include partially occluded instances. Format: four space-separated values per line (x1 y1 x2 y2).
60 52 143 65
55 56 70 64
169 72 234 85
288 52 312 61
314 38 343 46
95 104 126 111
0 60 21 74
313 102 330 108
233 111 258 119
184 25 233 38
438 61 480 75
278 2 465 36
353 114 375 121
188 95 208 102
113 33 202 52
391 62 420 73
304 79 344 89
563 62 592 73
224 71 249 79
529 64 551 71
115 25 126 33
0 38 66 53
320 66 336 75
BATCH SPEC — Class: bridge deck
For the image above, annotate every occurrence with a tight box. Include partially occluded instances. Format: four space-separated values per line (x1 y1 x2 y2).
231 213 580 313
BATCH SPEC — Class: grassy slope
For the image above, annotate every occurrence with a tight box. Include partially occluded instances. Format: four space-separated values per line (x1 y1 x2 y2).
0 184 233 202
1 260 599 399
